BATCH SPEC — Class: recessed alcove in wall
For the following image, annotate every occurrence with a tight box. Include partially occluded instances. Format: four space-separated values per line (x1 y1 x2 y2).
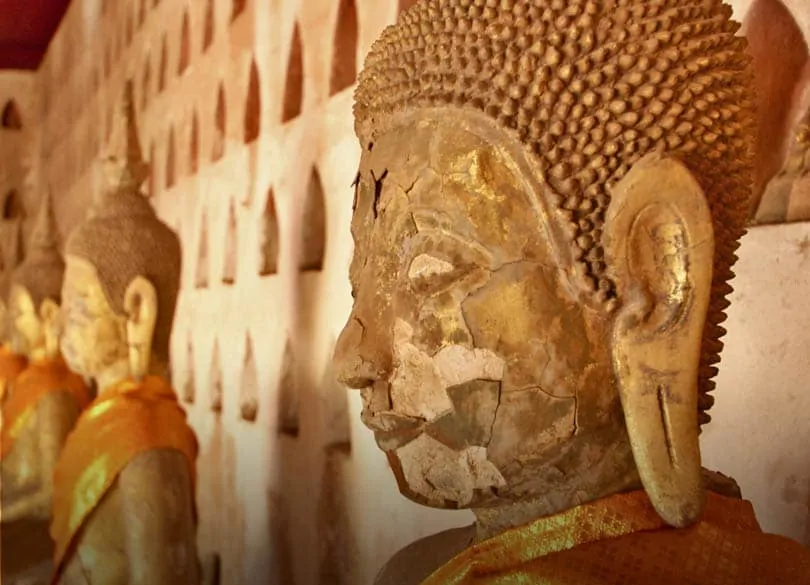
212 84 226 162
2 190 25 220
104 42 111 78
125 7 133 45
277 339 299 437
239 333 259 422
1 100 22 130
300 168 326 272
195 211 210 289
141 58 151 110
210 341 223 413
329 0 358 97
203 0 214 51
244 58 261 144
149 142 156 197
222 199 238 285
322 338 352 451
183 335 196 403
158 35 168 92
138 0 146 26
232 0 247 21
179 11 191 75
190 111 199 174
166 127 176 189
282 24 304 123
398 0 419 14
259 187 280 276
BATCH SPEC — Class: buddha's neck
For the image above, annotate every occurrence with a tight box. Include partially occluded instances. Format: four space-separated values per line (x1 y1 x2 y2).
95 358 168 396
471 467 741 542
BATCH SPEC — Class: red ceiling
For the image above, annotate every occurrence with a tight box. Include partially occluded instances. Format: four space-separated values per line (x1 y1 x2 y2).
0 0 72 70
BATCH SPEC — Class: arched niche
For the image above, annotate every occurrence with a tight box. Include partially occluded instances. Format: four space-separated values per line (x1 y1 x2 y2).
148 142 156 197
203 0 215 51
190 110 199 174
125 5 133 45
138 0 146 26
329 0 358 97
183 335 196 403
300 168 326 272
277 339 299 437
232 0 247 21
398 0 420 14
258 187 279 276
158 35 168 92
239 333 259 422
166 126 176 189
141 57 151 110
212 83 226 162
195 210 210 289
178 11 191 75
222 199 237 285
210 341 223 413
282 23 304 123
244 58 261 144
2 190 25 220
1 100 23 130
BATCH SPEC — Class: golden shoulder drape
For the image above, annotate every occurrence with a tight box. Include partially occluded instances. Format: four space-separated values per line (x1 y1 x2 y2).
422 490 810 585
0 356 89 459
50 375 198 584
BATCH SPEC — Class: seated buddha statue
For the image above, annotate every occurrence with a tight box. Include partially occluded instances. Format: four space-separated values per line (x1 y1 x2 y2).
333 1 810 583
50 82 200 585
1 191 91 523
0 270 28 405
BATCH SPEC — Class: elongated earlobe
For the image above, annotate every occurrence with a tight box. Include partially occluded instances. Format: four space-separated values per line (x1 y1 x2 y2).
604 152 714 528
123 276 158 380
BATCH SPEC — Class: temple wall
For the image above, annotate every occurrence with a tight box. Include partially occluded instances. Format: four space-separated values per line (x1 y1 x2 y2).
0 0 806 584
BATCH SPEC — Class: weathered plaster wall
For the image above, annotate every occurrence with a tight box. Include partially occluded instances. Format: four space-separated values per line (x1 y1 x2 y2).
0 1 807 584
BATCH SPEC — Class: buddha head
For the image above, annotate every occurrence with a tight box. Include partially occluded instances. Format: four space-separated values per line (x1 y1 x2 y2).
60 81 181 384
8 191 64 360
334 0 755 528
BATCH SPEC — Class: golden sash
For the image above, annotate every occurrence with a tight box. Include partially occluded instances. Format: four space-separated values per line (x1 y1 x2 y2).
0 356 90 459
50 375 198 583
423 490 810 584
0 344 28 404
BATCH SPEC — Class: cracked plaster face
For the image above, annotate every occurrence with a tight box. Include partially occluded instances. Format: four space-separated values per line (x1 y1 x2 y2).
334 112 629 509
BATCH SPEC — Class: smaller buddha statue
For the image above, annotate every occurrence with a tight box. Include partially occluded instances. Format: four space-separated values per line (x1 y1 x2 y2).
50 81 200 585
1 192 90 585
1 190 91 521
0 269 28 404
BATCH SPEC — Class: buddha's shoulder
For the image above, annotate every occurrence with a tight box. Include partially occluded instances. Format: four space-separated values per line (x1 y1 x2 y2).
374 524 476 585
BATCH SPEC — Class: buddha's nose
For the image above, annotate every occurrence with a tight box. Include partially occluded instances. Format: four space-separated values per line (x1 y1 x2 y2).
333 315 391 389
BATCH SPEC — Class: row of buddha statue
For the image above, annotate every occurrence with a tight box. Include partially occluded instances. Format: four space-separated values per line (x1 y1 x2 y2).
1 82 201 585
2 1 810 584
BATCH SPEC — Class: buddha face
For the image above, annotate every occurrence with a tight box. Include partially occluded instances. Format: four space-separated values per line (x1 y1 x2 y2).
60 256 128 378
8 284 46 357
334 112 636 509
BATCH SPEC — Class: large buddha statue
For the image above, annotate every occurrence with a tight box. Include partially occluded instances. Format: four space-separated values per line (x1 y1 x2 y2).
50 82 200 585
1 191 91 523
333 1 810 583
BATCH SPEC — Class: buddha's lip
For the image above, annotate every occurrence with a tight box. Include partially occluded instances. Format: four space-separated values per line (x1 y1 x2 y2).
361 409 426 450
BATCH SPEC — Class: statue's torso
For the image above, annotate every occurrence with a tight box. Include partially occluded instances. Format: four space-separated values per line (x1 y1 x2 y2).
57 449 199 585
1 391 80 508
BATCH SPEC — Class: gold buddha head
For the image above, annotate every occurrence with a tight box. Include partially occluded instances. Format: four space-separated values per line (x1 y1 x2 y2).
60 81 181 383
334 0 755 528
8 191 64 360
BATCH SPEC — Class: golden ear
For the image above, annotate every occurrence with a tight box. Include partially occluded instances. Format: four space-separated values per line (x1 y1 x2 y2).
123 276 158 380
604 152 714 528
39 299 60 324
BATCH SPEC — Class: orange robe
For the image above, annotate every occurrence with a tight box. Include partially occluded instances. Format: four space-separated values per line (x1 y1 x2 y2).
50 375 198 584
423 490 810 585
0 355 89 460
0 344 28 404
